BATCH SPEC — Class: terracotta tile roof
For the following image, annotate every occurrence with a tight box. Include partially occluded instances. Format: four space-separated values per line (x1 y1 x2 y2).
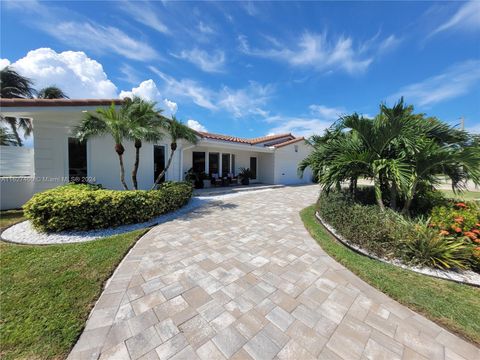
0 98 124 107
196 131 294 145
273 137 305 148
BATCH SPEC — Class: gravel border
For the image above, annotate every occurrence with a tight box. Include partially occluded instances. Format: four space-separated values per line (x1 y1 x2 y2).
1 189 274 245
315 211 480 287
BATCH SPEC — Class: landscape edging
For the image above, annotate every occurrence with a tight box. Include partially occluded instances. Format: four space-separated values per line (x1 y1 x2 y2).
314 210 480 287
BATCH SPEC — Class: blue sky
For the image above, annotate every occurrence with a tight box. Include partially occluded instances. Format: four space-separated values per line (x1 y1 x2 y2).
1 0 479 137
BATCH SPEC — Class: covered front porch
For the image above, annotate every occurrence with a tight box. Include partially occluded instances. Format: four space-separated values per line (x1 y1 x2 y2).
181 140 276 187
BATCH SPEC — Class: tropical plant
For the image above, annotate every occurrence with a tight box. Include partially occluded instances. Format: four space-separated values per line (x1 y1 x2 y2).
0 125 17 146
75 103 131 190
300 98 480 215
123 97 165 190
0 66 35 98
151 116 197 189
37 86 69 99
238 167 253 185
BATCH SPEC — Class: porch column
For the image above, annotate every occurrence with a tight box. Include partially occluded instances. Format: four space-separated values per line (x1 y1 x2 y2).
205 151 209 175
219 152 223 176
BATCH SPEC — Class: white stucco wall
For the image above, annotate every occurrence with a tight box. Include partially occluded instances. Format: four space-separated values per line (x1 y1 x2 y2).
274 141 313 185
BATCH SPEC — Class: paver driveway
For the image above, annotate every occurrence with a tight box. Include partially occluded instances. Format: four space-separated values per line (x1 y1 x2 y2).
69 185 479 360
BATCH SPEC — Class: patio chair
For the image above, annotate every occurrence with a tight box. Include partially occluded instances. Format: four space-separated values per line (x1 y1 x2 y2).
211 173 222 187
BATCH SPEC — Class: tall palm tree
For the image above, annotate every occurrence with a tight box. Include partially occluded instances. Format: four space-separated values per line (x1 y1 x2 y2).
151 116 197 189
0 66 35 98
124 97 165 190
75 103 131 190
0 66 35 146
37 86 69 99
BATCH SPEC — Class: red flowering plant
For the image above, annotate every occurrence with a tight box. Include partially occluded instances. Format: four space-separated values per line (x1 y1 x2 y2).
430 201 480 270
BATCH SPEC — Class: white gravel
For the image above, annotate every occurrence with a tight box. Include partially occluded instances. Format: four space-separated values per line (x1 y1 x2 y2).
1 189 273 245
315 211 480 287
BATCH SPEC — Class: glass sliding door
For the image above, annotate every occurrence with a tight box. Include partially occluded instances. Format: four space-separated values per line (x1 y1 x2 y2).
192 152 206 173
68 138 87 183
231 154 236 175
222 153 230 176
154 145 166 183
250 157 257 180
209 153 219 176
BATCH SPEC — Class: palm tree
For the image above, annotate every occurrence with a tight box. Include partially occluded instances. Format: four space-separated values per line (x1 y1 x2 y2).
124 97 165 190
1 66 35 146
75 103 131 190
0 126 17 146
0 66 35 98
151 116 198 189
37 86 69 99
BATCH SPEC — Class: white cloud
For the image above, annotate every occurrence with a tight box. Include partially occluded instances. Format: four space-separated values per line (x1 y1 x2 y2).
163 98 177 115
187 119 207 132
123 1 170 34
171 48 225 73
198 22 214 34
149 66 217 110
431 1 480 36
308 104 346 119
267 117 332 138
239 31 399 74
390 60 480 107
217 82 273 118
0 59 10 69
119 79 160 101
44 22 158 62
7 48 117 98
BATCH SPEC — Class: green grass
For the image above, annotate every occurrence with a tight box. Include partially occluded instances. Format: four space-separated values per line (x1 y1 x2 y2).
0 229 147 360
301 205 480 345
0 210 25 230
440 189 480 201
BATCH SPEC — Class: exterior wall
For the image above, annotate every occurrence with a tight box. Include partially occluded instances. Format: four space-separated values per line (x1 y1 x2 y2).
257 152 275 184
0 146 34 176
274 141 313 185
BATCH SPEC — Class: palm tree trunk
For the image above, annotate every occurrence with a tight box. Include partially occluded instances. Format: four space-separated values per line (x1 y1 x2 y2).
132 139 142 190
374 176 385 211
115 143 129 190
390 180 398 211
151 148 175 190
402 181 417 216
5 117 22 146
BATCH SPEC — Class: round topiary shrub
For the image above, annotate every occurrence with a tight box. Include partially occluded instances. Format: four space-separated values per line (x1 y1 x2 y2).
23 182 193 232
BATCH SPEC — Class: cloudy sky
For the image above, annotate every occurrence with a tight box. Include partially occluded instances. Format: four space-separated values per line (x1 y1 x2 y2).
1 0 479 137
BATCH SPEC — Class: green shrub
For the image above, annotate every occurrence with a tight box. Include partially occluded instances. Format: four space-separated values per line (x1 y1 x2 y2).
317 191 402 258
317 190 477 271
24 182 193 232
400 219 472 270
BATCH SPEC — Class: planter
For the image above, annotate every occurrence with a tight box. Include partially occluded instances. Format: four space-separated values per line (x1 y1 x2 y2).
241 178 250 186
203 179 211 188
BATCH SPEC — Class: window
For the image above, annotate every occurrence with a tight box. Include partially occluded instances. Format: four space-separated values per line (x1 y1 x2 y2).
294 145 298 152
154 145 166 183
231 154 236 175
250 157 257 180
222 153 230 176
68 138 87 183
193 152 206 173
209 152 219 176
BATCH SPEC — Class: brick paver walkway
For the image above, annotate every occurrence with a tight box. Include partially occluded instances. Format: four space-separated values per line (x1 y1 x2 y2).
69 185 479 360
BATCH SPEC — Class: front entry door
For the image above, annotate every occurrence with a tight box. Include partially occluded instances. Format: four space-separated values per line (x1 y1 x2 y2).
154 145 166 183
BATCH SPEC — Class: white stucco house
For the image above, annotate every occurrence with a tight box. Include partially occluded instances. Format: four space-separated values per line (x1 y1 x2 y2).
0 99 313 210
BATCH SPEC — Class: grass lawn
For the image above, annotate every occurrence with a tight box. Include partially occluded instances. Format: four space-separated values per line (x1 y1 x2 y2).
0 229 147 360
440 189 480 201
0 210 25 230
301 205 480 346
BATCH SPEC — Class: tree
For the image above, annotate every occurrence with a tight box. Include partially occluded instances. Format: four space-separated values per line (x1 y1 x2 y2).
300 98 480 215
75 103 131 190
0 66 35 98
0 66 35 146
0 125 17 146
37 86 69 99
124 97 165 190
151 116 197 189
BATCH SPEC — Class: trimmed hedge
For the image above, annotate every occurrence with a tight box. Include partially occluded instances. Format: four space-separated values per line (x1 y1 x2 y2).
24 182 193 232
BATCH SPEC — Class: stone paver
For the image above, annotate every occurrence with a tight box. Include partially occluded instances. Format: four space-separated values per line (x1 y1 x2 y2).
68 185 479 360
